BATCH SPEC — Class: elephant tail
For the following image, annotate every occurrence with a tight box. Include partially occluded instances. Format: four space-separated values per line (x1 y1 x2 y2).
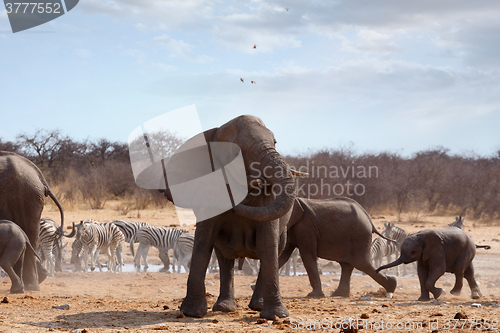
45 187 66 237
372 227 397 243
476 245 491 250
20 228 42 262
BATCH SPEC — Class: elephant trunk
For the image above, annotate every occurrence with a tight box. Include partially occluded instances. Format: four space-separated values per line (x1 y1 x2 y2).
233 149 296 222
376 257 405 273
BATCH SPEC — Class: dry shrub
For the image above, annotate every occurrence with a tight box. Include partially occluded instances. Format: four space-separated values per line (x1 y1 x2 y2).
79 167 108 209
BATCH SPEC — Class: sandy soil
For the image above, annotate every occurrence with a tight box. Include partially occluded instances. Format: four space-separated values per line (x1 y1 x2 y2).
0 204 499 332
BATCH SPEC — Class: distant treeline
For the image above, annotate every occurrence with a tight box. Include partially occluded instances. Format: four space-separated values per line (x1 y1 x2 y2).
1 129 499 220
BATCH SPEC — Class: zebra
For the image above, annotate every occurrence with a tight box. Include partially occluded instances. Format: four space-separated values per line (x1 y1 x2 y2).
110 220 150 253
381 222 409 275
38 217 67 276
173 232 194 273
131 226 187 271
449 216 465 229
76 220 124 272
371 236 399 274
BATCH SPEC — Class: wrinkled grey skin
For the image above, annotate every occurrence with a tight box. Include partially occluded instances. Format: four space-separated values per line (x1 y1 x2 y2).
254 197 397 301
0 220 48 293
377 227 487 301
160 116 296 319
0 152 67 291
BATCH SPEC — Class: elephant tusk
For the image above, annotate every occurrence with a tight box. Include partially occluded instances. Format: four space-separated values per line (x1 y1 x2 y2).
290 168 309 178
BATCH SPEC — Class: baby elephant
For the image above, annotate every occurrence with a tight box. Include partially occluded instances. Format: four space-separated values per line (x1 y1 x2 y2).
0 220 43 293
377 227 490 301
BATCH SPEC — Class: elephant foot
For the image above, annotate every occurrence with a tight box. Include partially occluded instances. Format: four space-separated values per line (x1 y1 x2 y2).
418 294 431 302
180 296 208 318
450 288 461 296
24 282 40 291
434 289 445 300
330 289 349 297
159 267 171 273
260 303 289 320
10 286 25 294
307 289 325 298
213 298 237 312
471 291 482 299
248 297 263 311
385 276 397 293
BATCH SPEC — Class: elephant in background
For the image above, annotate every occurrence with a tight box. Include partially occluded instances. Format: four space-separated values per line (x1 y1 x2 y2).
265 197 397 300
0 220 48 293
156 115 297 319
377 227 490 301
0 151 69 290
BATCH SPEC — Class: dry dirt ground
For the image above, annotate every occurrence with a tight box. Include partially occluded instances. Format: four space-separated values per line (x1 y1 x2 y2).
1 203 499 332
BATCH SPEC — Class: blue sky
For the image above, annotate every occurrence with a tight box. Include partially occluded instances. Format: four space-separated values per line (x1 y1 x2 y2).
1 0 499 157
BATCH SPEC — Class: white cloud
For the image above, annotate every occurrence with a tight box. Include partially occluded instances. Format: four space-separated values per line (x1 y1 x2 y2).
153 34 213 63
341 30 401 55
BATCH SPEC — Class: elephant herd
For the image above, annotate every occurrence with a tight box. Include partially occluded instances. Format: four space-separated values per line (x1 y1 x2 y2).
0 115 492 320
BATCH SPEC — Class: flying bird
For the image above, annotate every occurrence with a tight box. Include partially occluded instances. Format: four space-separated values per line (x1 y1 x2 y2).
240 78 244 83
251 81 256 84
253 44 256 49
286 8 289 11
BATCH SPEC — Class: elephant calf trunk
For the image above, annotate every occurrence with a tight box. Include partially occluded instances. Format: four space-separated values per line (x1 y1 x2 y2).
376 257 405 273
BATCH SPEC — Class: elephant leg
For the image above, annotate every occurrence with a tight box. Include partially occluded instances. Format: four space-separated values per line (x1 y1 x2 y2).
22 247 39 291
250 236 294 310
180 221 217 318
1 253 24 293
417 262 431 301
450 271 464 296
354 260 397 295
425 263 446 300
213 247 236 313
292 250 298 276
331 262 354 297
464 264 482 299
299 248 324 298
255 221 289 319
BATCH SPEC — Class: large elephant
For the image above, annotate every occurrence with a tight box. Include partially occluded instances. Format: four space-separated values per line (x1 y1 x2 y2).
0 151 67 290
376 227 490 301
154 115 297 319
257 197 397 300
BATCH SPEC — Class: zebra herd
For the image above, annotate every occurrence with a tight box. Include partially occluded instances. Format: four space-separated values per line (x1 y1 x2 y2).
37 219 196 274
37 216 467 276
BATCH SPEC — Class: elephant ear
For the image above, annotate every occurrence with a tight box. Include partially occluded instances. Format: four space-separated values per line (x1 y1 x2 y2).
287 198 305 230
422 232 444 262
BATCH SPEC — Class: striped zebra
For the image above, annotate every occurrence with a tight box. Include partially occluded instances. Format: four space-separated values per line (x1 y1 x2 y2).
371 236 399 272
76 220 124 272
131 226 187 271
110 220 150 253
173 232 194 273
38 217 67 276
449 216 465 229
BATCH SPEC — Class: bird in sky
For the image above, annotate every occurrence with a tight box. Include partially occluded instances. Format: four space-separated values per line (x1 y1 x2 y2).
251 81 256 84
240 78 244 83
286 8 289 11
253 44 256 49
